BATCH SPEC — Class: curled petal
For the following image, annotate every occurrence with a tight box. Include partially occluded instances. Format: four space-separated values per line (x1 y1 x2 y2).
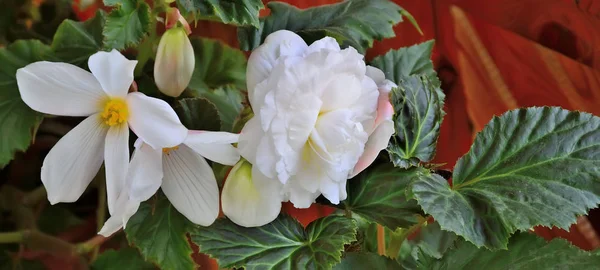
350 118 394 178
88 50 137 98
16 62 105 116
126 92 188 149
184 131 240 166
42 114 108 204
222 161 283 227
98 192 140 237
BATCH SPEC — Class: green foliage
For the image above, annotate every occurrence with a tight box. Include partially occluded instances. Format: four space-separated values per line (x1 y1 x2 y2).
125 194 196 270
0 40 50 168
333 253 401 270
91 247 155 270
370 40 438 85
103 0 151 50
187 37 246 131
174 98 221 131
191 215 357 269
339 165 424 230
238 0 404 52
177 0 263 27
51 11 105 67
413 233 600 269
387 75 445 168
409 222 457 260
411 107 600 249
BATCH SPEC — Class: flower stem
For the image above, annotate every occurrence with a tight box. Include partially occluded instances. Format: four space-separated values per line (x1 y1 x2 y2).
377 224 386 256
0 232 24 243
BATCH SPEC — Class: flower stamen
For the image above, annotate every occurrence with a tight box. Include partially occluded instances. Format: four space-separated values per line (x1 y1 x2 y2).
162 146 180 155
101 98 128 126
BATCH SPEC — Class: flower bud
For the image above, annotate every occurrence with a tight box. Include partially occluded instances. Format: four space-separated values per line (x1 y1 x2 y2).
154 27 195 97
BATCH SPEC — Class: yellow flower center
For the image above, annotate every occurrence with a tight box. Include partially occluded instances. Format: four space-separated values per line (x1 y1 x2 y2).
162 146 179 155
101 98 128 126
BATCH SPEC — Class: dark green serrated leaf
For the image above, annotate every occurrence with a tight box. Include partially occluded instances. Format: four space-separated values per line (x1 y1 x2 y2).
340 165 424 230
333 253 400 270
411 107 600 249
103 0 150 50
187 37 245 131
370 40 438 86
413 233 600 270
91 247 155 270
0 40 52 168
174 98 221 131
51 10 105 67
177 0 263 27
387 75 445 168
409 222 456 260
125 194 196 270
238 0 403 52
191 215 357 270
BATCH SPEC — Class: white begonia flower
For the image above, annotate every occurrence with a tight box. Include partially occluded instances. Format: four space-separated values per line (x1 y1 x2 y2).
16 50 188 216
98 130 240 236
223 30 396 227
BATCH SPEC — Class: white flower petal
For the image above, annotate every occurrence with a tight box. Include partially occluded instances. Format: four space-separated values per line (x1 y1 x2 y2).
162 145 219 226
128 142 163 202
237 116 263 164
184 132 240 166
16 62 105 116
283 179 319 209
104 124 129 215
319 74 362 112
304 36 341 55
351 119 394 178
365 66 386 85
88 50 137 98
126 92 188 149
222 161 283 227
98 191 140 237
42 114 108 204
247 30 307 107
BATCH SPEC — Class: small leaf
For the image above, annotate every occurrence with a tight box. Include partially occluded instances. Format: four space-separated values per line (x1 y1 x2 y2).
187 37 246 131
191 215 357 270
103 0 151 50
177 0 263 27
414 233 600 269
339 165 424 230
51 10 105 67
370 40 438 85
409 222 457 260
387 75 445 168
125 194 196 270
174 98 221 131
91 247 155 270
411 107 600 249
333 253 400 270
238 0 404 52
0 40 51 168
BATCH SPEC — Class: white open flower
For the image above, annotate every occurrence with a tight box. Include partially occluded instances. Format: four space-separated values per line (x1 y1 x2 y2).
16 50 188 216
223 30 396 227
99 130 240 236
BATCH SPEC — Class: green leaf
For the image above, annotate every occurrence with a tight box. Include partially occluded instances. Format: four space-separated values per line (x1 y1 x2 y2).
51 10 105 67
91 247 155 270
333 253 400 270
238 0 404 52
174 97 221 131
414 233 600 269
387 75 445 168
191 215 357 270
370 40 438 85
339 165 424 230
409 222 456 260
187 37 246 131
0 40 51 168
103 0 151 50
411 107 600 249
177 0 263 27
125 194 196 270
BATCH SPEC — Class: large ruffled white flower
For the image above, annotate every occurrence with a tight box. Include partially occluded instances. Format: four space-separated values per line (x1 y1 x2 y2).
16 50 188 215
99 130 240 236
223 30 396 227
